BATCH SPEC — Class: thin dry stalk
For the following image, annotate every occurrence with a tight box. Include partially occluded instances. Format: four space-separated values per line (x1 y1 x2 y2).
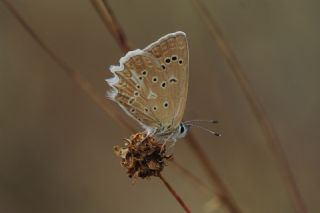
191 0 307 212
90 0 131 52
90 1 241 212
171 160 213 196
159 174 192 213
2 0 135 133
186 134 241 213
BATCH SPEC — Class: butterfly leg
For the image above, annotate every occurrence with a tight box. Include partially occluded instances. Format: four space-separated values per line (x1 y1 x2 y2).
168 138 177 149
160 140 167 154
160 132 175 153
133 131 149 149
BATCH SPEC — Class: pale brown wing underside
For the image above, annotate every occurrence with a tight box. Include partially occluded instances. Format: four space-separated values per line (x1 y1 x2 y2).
107 32 189 134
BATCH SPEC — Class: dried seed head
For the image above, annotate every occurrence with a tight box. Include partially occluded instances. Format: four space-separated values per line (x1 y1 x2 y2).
114 132 172 180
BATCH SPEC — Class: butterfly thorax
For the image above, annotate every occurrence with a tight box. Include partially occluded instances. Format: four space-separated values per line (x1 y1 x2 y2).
151 122 189 142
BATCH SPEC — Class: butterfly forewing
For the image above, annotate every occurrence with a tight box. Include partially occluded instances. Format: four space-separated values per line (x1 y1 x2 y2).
107 32 189 135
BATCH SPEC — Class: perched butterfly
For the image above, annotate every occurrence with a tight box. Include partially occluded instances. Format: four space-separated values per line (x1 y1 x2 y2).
106 32 220 143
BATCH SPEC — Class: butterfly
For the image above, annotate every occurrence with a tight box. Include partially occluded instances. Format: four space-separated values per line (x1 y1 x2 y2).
106 31 189 142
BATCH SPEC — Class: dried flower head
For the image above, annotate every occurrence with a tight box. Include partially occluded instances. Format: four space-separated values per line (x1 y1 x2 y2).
114 132 173 180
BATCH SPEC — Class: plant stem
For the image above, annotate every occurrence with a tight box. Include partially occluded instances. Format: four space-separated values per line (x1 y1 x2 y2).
171 160 213 196
90 0 131 52
159 174 192 213
186 134 241 212
1 0 135 133
191 0 307 212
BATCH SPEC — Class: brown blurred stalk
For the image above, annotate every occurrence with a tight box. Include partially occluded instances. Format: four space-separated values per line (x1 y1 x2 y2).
171 160 213 196
186 133 240 212
159 174 192 213
90 1 242 212
2 0 135 133
191 0 307 212
90 0 131 52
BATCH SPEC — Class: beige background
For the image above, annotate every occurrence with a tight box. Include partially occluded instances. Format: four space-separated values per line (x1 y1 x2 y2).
1 0 319 212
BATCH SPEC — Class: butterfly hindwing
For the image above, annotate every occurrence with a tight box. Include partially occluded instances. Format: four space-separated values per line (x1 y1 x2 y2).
108 53 161 129
143 32 189 132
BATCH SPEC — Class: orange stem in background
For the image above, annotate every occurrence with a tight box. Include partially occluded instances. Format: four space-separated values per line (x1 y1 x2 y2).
191 0 307 212
90 0 131 52
159 174 192 213
1 0 135 133
171 160 213 196
186 134 241 213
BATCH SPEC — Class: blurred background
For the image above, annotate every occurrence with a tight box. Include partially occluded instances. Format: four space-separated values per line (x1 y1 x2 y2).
1 0 319 212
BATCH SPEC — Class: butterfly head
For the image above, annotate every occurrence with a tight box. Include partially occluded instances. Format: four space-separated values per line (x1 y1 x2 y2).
172 122 189 139
167 119 222 139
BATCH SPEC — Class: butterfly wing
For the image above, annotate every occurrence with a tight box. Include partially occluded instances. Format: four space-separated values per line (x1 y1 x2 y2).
107 32 189 135
143 32 189 133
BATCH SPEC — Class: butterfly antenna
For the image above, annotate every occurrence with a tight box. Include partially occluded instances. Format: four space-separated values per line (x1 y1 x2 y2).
184 119 219 124
186 123 221 137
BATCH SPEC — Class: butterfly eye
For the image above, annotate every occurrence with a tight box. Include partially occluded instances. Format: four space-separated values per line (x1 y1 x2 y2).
153 106 158 111
136 84 141 89
138 76 143 81
165 57 171 64
141 70 148 76
171 55 178 61
161 64 166 70
178 59 183 64
130 108 136 113
144 108 149 113
180 124 185 134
